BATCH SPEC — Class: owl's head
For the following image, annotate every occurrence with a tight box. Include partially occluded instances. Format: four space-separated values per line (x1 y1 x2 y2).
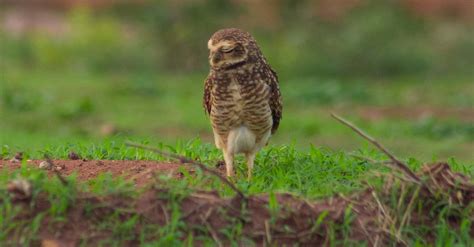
207 28 261 70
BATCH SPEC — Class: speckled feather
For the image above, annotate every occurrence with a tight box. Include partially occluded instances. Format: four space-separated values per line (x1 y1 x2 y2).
203 28 283 177
203 28 282 138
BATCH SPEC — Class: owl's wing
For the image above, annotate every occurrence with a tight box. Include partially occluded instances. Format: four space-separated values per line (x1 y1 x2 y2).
266 67 282 134
203 75 213 115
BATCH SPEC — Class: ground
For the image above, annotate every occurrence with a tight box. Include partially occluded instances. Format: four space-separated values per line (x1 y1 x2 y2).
1 139 473 246
1 73 473 245
2 159 185 187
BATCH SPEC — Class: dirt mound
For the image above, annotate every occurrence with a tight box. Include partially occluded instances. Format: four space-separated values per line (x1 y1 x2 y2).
1 159 189 187
5 162 474 246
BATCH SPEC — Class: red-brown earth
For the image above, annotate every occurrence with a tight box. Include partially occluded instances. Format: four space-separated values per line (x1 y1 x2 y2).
3 157 473 246
1 159 196 187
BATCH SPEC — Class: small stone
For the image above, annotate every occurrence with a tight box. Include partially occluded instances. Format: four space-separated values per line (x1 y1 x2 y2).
7 179 32 201
14 152 23 160
68 152 80 160
39 161 53 170
55 163 66 171
10 152 23 163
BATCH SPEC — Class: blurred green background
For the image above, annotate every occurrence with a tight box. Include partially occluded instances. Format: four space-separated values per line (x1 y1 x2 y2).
1 0 473 162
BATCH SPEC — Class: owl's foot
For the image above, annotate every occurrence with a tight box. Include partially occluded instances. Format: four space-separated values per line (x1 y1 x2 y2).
223 150 235 177
226 168 235 177
246 152 256 181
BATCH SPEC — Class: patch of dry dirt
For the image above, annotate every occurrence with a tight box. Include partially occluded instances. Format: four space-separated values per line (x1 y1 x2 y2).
1 159 189 187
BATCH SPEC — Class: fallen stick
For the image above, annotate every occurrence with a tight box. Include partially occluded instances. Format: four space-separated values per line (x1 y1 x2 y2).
125 141 246 199
331 113 421 183
44 154 68 186
350 154 392 165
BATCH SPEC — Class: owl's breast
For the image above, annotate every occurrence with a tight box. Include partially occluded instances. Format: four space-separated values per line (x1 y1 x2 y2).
210 76 272 138
211 79 245 124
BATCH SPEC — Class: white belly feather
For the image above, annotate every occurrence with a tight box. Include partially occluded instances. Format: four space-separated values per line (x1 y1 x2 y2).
228 126 256 154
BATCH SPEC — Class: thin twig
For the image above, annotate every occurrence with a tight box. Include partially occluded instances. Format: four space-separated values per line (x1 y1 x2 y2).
160 203 170 225
338 193 364 206
371 190 390 223
331 113 421 183
264 220 272 244
350 154 393 165
374 234 380 247
44 155 68 186
356 218 374 247
397 183 407 211
180 203 208 221
201 215 223 247
125 142 245 199
397 186 420 239
371 170 414 184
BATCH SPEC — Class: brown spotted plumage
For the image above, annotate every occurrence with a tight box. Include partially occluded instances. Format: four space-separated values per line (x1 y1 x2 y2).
203 28 282 178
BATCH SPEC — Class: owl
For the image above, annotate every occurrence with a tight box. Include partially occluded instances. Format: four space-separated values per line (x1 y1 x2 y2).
203 28 282 179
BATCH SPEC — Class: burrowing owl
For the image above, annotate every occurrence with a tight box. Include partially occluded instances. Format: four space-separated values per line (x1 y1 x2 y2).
203 28 282 178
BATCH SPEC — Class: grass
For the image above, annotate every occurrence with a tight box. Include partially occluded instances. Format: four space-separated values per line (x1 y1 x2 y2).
1 68 473 162
1 139 384 197
1 65 473 245
1 140 472 245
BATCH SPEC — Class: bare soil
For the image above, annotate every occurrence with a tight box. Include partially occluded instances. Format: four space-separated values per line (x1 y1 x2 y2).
4 160 474 246
1 159 190 187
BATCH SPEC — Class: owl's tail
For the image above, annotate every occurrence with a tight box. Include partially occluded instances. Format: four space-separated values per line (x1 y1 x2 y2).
228 126 256 154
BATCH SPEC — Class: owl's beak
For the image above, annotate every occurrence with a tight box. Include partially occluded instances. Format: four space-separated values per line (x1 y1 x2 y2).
210 51 222 66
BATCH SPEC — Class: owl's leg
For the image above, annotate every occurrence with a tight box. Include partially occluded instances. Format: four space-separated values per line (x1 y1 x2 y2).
245 152 256 180
223 148 235 177
212 129 224 150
